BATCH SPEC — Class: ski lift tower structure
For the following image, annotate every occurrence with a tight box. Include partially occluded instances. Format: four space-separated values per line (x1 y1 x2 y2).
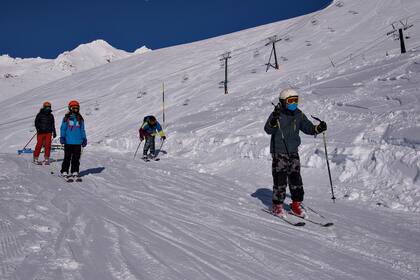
387 20 414 54
265 35 282 72
220 52 231 95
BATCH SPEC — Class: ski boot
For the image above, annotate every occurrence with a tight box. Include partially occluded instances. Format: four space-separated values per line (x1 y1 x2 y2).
33 157 42 165
72 172 82 182
148 153 160 161
272 203 286 217
290 201 307 218
43 158 50 165
60 171 73 182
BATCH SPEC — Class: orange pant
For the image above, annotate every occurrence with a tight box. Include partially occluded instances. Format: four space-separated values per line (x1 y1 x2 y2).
34 133 52 158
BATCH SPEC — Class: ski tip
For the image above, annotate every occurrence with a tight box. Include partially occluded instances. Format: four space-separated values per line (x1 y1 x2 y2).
295 222 306 227
323 222 334 227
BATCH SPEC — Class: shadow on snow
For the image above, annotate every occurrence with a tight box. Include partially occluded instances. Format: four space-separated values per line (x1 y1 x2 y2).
79 167 105 177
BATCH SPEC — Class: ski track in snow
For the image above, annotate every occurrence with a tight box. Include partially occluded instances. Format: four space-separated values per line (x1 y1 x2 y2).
1 0 420 279
0 153 419 279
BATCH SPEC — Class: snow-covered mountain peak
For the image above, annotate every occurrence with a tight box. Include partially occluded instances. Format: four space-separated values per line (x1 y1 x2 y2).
0 40 150 100
65 39 127 56
53 39 132 72
134 45 152 54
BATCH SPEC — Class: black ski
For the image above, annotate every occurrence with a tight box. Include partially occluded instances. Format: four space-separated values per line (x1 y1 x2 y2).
262 209 305 227
142 157 160 162
70 174 82 182
58 174 74 183
66 176 74 183
288 212 334 227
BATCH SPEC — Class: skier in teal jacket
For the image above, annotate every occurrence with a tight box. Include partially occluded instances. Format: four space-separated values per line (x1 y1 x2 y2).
60 100 87 177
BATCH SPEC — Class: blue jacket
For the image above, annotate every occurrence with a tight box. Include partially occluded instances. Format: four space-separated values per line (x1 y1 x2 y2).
139 121 165 138
60 113 87 145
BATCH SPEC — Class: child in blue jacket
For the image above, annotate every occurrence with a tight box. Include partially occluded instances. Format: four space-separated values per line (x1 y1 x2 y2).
60 100 87 177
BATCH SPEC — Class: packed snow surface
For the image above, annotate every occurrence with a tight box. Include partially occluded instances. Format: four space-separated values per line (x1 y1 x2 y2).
0 0 420 279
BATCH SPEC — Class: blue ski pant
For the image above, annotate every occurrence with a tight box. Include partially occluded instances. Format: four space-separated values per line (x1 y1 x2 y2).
143 136 155 156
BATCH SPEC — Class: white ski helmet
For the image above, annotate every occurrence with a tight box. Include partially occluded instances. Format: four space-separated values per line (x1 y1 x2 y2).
279 88 298 100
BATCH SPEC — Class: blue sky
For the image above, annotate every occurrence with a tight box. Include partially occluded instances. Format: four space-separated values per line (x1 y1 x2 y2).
1 0 331 58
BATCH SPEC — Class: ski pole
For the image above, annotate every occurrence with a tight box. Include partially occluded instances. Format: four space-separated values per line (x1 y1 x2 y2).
272 102 290 157
133 139 143 160
50 145 62 175
22 132 37 150
155 138 165 158
311 115 336 203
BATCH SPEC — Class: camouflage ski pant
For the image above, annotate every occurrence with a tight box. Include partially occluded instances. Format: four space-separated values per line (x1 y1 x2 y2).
272 153 304 205
143 136 156 156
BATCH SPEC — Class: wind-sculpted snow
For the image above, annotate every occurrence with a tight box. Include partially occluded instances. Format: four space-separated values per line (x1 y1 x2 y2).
1 0 420 279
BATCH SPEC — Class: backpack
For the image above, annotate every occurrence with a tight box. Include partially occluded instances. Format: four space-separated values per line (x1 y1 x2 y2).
143 115 156 123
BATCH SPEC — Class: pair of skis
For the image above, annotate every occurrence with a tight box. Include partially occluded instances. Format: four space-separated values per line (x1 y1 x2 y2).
263 208 333 227
142 156 160 162
60 174 82 183
33 160 51 166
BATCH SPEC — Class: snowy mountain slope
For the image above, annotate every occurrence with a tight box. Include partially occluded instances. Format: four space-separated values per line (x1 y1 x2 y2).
0 55 64 103
0 40 151 102
1 0 420 279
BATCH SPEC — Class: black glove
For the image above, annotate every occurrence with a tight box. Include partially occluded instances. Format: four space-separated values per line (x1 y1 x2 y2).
316 121 327 134
53 132 57 138
269 105 281 127
273 104 281 118
161 136 166 140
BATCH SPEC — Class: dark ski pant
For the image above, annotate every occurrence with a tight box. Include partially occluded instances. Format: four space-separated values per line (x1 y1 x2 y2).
272 153 304 205
143 136 155 156
61 144 81 174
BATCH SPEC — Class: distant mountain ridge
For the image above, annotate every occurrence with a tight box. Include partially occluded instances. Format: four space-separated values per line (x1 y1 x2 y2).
53 39 151 72
0 40 151 101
